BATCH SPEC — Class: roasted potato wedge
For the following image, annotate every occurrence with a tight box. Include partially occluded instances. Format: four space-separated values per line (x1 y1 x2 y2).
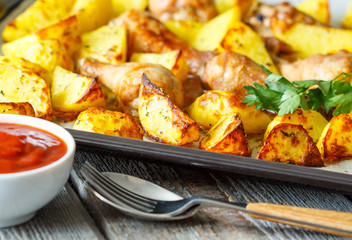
164 20 204 45
77 25 127 64
50 66 106 112
0 102 35 117
73 107 144 140
0 56 50 84
191 8 241 51
186 90 273 135
257 123 323 167
71 0 113 33
35 15 81 57
271 20 352 59
219 21 278 73
296 0 330 25
342 1 352 29
317 112 352 163
0 64 52 120
215 0 255 16
111 0 148 16
200 114 250 156
264 109 328 143
139 73 199 145
130 50 189 83
2 0 73 42
2 35 74 72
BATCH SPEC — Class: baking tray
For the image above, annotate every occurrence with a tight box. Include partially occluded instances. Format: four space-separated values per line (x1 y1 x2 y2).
2 0 352 193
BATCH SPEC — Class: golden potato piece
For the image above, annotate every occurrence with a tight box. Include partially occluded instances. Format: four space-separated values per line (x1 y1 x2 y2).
139 73 199 145
296 0 330 25
0 102 35 117
264 109 328 143
0 64 52 120
111 0 148 16
50 66 106 112
342 1 352 29
130 50 189 83
191 8 241 51
271 20 352 59
2 0 73 42
200 114 250 156
2 35 74 72
317 113 352 163
73 107 144 140
71 0 113 33
35 16 81 57
164 20 204 46
186 90 273 135
0 56 50 84
257 123 323 167
77 25 127 64
219 21 278 73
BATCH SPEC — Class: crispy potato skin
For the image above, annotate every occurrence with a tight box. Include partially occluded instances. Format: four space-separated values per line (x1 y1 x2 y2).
200 114 250 156
186 90 273 135
317 113 352 163
0 102 35 117
257 123 323 167
264 108 328 143
139 74 199 145
73 107 144 140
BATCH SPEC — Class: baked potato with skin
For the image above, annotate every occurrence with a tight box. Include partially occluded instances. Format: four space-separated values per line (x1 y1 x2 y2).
0 64 52 120
186 90 273 135
264 109 328 143
73 107 144 140
50 66 106 113
139 73 199 145
2 35 74 72
317 112 352 163
257 123 324 167
0 102 35 117
200 114 250 156
77 25 127 65
2 0 73 42
130 50 189 83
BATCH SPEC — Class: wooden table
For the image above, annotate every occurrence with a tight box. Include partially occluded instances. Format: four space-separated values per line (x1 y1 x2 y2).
2 148 352 240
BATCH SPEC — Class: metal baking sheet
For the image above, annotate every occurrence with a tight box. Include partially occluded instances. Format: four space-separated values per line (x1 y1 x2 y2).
2 0 352 193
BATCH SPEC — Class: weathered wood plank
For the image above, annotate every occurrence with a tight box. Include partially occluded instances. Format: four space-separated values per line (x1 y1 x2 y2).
71 150 352 240
0 183 105 240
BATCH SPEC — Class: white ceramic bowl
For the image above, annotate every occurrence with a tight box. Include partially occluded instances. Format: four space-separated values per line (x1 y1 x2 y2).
0 114 76 228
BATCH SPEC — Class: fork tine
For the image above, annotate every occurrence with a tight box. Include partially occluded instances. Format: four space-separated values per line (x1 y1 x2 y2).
81 162 157 212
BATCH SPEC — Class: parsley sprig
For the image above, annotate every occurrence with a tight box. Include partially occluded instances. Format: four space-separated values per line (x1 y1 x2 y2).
241 66 352 116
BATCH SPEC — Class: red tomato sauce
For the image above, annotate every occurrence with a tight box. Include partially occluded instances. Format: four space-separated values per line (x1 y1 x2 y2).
0 123 67 174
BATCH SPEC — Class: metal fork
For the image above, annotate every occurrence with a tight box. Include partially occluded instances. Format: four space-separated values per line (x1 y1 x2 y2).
81 162 352 237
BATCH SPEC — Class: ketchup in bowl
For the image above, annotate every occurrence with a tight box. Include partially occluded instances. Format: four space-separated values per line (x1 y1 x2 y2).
0 123 67 174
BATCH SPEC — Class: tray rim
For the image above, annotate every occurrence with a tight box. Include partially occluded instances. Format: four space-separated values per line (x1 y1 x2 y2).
67 129 352 193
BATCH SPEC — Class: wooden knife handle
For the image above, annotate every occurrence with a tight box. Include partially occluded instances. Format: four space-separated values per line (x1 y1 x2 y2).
246 203 352 237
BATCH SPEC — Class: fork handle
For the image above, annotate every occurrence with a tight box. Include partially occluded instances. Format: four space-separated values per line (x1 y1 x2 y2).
246 203 352 238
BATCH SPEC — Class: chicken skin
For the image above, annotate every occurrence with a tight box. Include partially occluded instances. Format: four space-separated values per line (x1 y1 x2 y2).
148 0 217 22
201 52 268 99
79 58 184 116
279 50 352 82
109 9 216 76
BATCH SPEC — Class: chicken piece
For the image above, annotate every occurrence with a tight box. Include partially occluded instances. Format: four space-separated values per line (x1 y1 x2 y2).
109 9 216 76
279 50 352 82
148 0 217 22
79 58 184 116
201 52 268 99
